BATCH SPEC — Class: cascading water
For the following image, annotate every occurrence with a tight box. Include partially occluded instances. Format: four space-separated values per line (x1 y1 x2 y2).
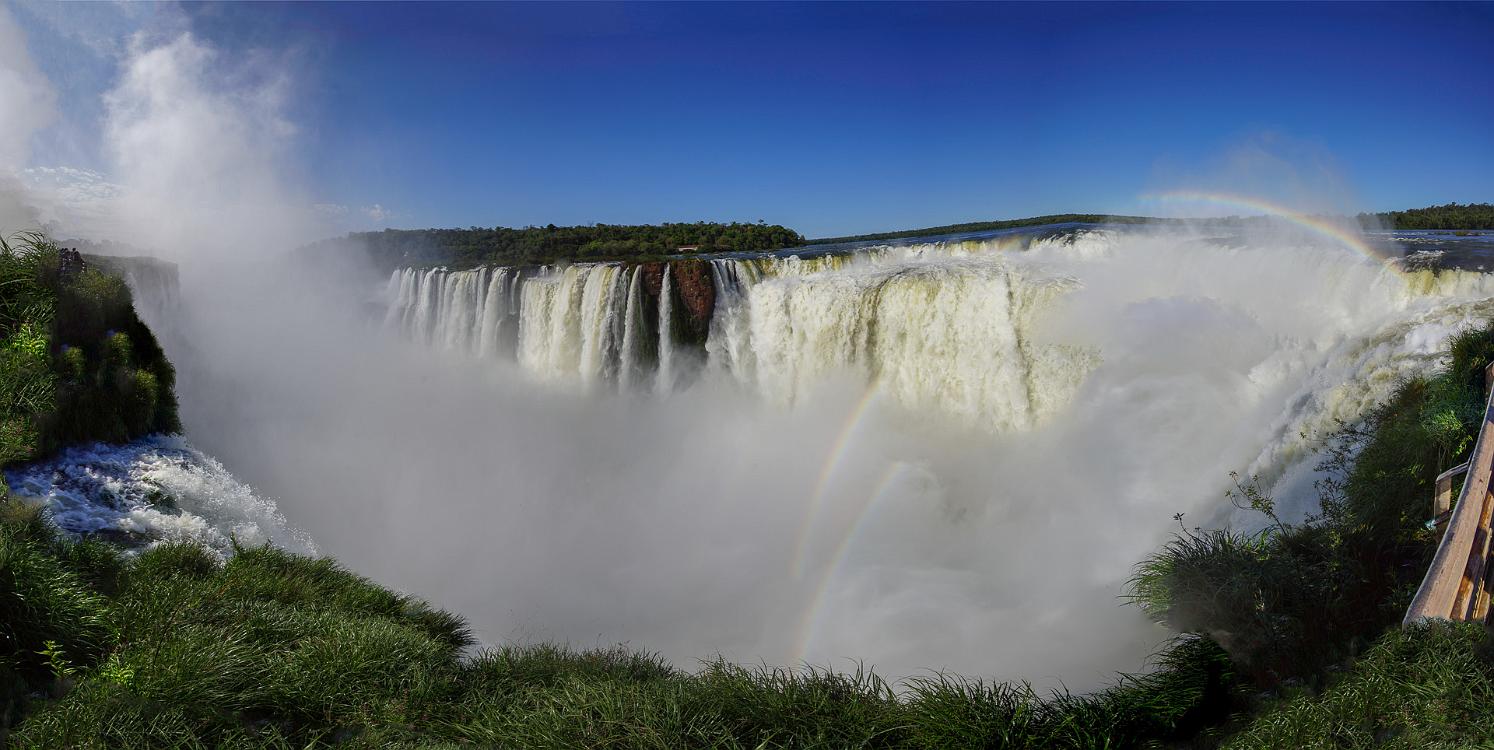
5 436 314 557
656 267 676 394
381 231 1114 429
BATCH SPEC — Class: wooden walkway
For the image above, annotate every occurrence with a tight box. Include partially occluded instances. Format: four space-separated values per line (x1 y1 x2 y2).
1405 362 1494 624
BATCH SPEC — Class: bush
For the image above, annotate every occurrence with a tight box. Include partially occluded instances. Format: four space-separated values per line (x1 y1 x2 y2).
0 232 181 466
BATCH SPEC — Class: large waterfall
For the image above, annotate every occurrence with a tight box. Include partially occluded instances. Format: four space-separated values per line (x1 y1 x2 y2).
382 231 1105 430
381 227 1494 437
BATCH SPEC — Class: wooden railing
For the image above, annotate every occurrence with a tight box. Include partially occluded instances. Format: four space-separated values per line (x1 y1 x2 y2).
1404 361 1494 624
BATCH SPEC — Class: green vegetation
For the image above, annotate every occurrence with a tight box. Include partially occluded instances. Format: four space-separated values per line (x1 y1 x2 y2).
0 233 178 466
806 214 1160 245
0 500 1243 747
1223 621 1494 749
1125 322 1494 746
1360 202 1494 231
303 222 804 272
1131 325 1494 688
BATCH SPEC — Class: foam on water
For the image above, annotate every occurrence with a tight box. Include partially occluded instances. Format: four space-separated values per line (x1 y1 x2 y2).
5 435 316 557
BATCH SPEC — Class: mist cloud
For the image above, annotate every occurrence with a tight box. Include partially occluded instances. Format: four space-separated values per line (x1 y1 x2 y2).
0 6 55 171
102 32 324 262
0 6 54 233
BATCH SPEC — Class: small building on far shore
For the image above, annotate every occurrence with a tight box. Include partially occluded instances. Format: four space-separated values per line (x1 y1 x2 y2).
676 245 701 253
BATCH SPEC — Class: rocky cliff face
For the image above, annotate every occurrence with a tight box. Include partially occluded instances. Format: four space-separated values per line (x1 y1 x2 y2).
641 260 715 345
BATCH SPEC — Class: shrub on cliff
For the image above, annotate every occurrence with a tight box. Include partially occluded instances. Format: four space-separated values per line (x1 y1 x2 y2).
0 232 179 465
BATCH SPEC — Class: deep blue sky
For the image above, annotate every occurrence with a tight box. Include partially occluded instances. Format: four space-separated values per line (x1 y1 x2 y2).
21 2 1494 237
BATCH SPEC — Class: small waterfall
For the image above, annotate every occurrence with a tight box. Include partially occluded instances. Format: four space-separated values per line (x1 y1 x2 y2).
706 258 759 383
618 266 653 390
656 264 676 394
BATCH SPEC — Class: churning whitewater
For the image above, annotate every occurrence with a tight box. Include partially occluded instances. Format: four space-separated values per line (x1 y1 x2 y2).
137 223 1494 688
6 436 314 557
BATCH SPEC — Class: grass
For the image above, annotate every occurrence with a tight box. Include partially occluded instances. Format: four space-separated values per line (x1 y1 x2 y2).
4 514 1242 747
1223 622 1494 749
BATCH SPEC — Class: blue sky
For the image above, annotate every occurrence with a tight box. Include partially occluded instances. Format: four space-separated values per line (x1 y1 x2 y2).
9 1 1494 238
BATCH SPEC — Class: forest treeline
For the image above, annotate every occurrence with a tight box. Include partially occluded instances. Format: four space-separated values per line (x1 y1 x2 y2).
820 203 1494 244
805 214 1160 245
1360 202 1494 231
304 222 803 271
300 203 1491 272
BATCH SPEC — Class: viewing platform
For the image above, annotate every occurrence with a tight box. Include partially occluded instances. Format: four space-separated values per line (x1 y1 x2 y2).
1405 361 1494 624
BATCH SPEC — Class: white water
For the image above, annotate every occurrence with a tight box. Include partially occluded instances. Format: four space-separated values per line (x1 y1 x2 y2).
382 229 1494 436
5 436 315 557
129 225 1494 689
384 232 1107 429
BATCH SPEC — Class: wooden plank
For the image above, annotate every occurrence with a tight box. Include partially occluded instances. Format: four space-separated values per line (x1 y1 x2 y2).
1457 488 1494 620
1434 471 1458 517
1438 461 1472 484
1405 362 1494 624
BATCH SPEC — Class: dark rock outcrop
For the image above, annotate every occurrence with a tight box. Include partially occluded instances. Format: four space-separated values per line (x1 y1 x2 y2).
669 260 715 345
637 261 715 345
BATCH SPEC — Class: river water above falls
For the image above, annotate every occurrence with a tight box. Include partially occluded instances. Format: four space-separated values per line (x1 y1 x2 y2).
72 222 1494 689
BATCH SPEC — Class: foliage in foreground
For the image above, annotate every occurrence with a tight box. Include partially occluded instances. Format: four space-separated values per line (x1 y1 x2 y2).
1223 621 1494 750
1 489 1242 747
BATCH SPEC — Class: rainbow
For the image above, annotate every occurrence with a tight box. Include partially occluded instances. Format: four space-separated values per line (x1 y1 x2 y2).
792 461 913 664
1142 191 1396 268
788 386 884 580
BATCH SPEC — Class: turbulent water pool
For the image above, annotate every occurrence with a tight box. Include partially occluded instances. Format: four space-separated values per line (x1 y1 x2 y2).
6 436 313 557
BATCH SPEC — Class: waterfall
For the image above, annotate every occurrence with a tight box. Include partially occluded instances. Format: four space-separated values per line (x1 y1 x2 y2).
378 234 1123 427
656 265 676 394
618 266 652 390
380 227 1494 433
706 257 759 383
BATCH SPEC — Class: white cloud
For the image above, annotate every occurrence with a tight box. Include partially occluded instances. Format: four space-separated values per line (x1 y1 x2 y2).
361 204 391 223
17 165 123 238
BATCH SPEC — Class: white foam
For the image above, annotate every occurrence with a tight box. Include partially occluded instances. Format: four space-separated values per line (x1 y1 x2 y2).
6 435 316 557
